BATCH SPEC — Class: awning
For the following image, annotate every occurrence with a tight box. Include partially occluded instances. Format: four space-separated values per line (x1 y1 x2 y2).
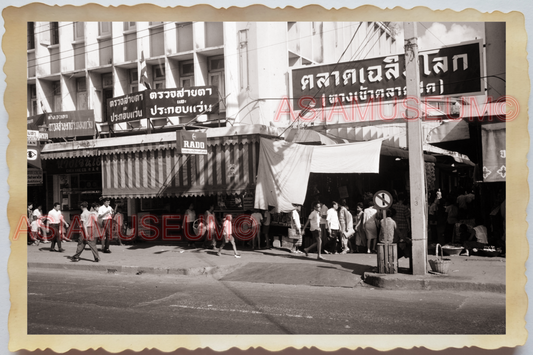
41 124 278 160
102 140 258 198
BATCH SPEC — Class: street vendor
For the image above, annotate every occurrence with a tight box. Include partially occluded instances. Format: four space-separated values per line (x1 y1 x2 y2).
462 221 488 256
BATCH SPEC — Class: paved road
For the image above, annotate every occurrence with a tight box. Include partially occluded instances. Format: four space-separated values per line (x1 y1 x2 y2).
28 269 505 335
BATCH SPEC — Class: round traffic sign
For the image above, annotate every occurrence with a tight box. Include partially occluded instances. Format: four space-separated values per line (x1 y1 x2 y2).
373 190 393 210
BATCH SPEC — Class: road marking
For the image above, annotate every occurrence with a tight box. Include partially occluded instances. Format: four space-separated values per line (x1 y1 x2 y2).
170 304 313 319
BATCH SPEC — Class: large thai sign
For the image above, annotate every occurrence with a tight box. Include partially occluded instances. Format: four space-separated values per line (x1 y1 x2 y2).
106 86 219 123
46 110 95 138
145 86 219 118
291 41 483 109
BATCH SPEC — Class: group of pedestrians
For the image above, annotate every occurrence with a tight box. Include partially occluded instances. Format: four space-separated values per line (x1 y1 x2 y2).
27 198 121 262
284 191 413 261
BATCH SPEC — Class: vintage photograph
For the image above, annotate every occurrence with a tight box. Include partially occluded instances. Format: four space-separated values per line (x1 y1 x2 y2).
7 2 528 351
24 19 508 336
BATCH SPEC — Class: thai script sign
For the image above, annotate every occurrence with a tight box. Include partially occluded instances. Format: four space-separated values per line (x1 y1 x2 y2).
28 168 43 186
291 41 483 109
146 86 219 118
176 131 208 155
47 156 102 175
107 92 145 124
46 110 95 138
27 130 39 146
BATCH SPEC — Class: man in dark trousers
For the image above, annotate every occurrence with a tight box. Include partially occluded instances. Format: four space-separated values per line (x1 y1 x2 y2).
71 202 100 262
97 197 114 253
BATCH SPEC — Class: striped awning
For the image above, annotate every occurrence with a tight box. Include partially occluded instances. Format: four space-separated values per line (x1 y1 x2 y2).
102 140 259 198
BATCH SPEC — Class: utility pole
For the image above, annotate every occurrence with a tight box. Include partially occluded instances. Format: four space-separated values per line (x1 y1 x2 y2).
404 22 427 275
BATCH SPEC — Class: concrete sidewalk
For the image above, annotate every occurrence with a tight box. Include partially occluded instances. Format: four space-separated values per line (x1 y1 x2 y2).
26 240 506 293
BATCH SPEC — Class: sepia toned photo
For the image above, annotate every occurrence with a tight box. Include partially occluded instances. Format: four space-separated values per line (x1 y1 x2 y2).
5 3 529 354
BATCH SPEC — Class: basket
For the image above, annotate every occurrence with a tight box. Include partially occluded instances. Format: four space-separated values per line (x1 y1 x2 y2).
442 245 464 256
429 244 451 274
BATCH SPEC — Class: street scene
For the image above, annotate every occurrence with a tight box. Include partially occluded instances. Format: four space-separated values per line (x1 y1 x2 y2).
25 20 507 337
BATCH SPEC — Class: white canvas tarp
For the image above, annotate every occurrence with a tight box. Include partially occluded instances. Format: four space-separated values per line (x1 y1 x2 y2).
254 138 382 213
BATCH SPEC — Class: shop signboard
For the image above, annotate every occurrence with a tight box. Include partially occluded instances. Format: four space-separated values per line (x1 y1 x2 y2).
176 131 207 155
145 86 219 118
27 168 43 186
107 92 146 124
27 145 41 169
291 40 483 110
46 110 95 138
46 156 102 175
27 130 38 146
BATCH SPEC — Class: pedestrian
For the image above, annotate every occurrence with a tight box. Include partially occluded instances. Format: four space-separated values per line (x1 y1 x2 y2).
392 192 411 248
97 197 114 253
202 204 217 249
444 196 459 244
362 199 379 254
379 207 399 244
29 215 40 246
251 209 263 249
288 204 304 254
217 214 241 258
112 206 124 246
319 201 328 253
338 199 354 254
183 203 197 248
71 202 100 263
302 202 325 260
47 202 69 252
262 206 274 249
353 202 365 253
27 202 33 221
32 204 42 219
324 201 340 254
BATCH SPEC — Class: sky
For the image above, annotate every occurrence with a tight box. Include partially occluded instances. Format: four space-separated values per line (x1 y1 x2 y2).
394 22 485 51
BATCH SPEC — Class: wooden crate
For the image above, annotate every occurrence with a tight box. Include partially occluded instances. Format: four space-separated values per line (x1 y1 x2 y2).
377 242 398 274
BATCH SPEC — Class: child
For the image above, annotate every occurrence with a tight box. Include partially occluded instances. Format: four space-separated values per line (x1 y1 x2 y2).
217 214 241 258
29 215 40 246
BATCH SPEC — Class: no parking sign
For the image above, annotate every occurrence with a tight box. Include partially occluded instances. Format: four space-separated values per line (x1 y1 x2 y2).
373 190 393 210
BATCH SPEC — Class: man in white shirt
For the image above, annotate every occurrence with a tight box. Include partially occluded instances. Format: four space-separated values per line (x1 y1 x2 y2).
71 201 100 262
47 202 69 252
303 202 326 260
325 201 340 254
97 197 114 253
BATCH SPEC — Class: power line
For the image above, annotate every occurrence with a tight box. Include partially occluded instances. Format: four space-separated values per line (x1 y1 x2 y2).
27 22 367 72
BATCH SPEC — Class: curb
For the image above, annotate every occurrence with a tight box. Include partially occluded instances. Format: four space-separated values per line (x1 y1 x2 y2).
28 262 244 277
363 272 505 293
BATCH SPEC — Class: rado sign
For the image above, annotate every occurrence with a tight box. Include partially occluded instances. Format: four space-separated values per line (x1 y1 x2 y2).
176 131 208 155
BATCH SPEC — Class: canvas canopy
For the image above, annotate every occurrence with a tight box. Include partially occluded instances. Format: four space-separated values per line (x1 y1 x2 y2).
254 138 382 213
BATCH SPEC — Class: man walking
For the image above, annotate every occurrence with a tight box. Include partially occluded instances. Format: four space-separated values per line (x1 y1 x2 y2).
47 202 69 252
325 201 340 254
97 197 114 253
303 202 325 260
71 202 100 262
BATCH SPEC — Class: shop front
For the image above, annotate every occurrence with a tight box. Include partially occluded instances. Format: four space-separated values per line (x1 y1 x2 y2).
40 125 282 242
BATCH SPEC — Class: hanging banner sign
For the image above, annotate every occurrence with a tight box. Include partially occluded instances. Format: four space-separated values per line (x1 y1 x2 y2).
107 92 145 124
46 110 95 138
176 131 208 155
145 86 219 118
291 41 483 110
28 168 43 186
482 123 506 182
